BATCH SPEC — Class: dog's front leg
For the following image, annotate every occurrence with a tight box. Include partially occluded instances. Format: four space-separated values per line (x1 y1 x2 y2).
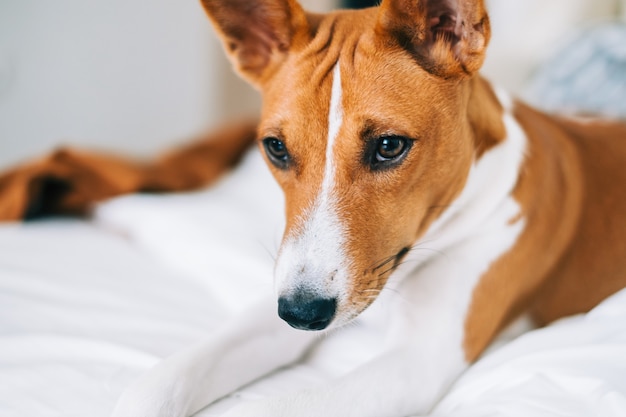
220 277 475 417
220 342 467 417
219 226 519 417
111 298 318 417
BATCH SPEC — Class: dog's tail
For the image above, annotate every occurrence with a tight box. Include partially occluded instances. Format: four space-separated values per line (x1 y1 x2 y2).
0 119 258 221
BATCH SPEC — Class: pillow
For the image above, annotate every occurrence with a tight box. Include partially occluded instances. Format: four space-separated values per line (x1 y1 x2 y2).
524 22 626 119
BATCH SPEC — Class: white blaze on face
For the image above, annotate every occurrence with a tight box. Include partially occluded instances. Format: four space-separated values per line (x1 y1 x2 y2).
324 63 344 193
274 64 351 306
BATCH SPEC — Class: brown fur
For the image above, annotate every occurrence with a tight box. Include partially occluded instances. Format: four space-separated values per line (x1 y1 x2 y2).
202 0 626 361
3 0 620 359
530 114 626 324
464 104 626 360
257 8 482 316
0 121 257 220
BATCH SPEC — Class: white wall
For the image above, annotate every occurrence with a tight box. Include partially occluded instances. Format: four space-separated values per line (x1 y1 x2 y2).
0 0 337 169
0 0 210 167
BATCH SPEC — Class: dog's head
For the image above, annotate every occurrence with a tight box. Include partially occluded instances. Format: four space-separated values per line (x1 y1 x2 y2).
201 0 495 330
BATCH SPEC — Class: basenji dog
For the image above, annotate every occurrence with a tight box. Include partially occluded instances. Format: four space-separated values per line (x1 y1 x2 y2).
111 1 626 416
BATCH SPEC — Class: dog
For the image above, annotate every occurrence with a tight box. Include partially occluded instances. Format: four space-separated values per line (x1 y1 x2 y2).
111 1 626 416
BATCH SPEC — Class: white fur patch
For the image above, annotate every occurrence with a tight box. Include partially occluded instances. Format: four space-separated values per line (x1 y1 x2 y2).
367 103 529 366
417 111 527 250
274 64 350 306
323 64 343 194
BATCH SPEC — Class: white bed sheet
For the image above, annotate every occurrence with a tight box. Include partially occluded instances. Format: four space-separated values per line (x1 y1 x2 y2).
1 149 625 417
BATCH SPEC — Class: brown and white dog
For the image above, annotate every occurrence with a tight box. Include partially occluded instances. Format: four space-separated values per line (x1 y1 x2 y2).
112 1 626 416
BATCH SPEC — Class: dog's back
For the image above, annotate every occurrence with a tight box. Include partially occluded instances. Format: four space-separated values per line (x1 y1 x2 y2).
521 107 626 324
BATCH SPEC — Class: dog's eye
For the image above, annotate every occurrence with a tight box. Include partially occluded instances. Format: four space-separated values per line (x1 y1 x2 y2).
376 137 407 161
366 136 413 170
262 137 290 169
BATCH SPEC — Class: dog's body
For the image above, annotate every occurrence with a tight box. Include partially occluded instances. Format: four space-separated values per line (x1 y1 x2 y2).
112 1 626 416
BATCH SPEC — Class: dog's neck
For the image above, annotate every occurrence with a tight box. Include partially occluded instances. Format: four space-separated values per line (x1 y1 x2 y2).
460 91 586 359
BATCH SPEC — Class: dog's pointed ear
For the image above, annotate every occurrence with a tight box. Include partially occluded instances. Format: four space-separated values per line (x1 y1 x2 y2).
200 0 310 87
376 0 490 79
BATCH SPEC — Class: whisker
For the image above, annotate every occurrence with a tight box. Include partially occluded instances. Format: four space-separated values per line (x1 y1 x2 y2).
417 246 452 262
373 256 397 272
377 264 400 278
411 236 440 247
408 246 448 259
367 253 398 272
257 240 277 262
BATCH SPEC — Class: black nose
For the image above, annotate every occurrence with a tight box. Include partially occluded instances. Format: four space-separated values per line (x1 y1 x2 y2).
278 294 337 331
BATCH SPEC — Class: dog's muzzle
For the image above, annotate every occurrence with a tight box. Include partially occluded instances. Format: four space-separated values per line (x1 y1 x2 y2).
278 293 337 331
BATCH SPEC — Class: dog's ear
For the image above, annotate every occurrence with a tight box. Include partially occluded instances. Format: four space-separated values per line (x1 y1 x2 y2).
200 0 310 87
376 0 490 79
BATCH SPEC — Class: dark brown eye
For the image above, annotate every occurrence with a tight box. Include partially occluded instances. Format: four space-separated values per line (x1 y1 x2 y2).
376 137 407 161
262 137 290 169
366 136 413 170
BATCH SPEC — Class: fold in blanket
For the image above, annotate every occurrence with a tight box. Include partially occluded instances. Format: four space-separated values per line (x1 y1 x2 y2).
0 121 258 221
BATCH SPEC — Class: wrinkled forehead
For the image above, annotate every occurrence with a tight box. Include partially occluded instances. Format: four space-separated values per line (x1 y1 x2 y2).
258 23 451 146
257 14 348 136
259 57 335 140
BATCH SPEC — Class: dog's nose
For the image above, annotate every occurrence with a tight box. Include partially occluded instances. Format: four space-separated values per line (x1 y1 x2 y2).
278 295 337 331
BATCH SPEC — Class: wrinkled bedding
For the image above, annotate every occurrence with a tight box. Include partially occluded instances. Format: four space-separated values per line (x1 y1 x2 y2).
1 149 625 417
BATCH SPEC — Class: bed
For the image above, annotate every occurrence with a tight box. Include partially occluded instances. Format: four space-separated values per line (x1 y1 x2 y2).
1 148 625 417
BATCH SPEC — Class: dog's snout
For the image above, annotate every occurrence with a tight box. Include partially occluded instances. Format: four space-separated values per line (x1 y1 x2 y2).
278 295 337 331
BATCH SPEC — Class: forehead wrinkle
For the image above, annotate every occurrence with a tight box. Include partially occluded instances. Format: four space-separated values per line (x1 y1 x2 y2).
299 12 364 89
299 14 337 59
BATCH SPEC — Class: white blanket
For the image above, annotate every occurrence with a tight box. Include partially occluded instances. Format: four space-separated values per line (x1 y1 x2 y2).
1 149 625 416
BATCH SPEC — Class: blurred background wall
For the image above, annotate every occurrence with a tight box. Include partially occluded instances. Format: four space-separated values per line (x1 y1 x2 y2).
0 0 624 168
0 0 333 168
